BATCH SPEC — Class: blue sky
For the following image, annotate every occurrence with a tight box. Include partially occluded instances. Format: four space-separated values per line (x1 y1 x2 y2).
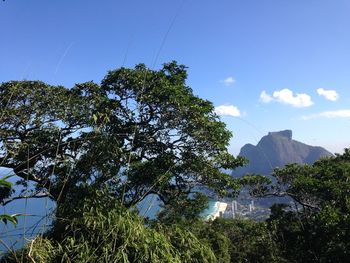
1 0 349 155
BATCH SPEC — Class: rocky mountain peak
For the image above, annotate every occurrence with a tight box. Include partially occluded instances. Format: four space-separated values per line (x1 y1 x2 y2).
268 130 292 140
232 130 333 177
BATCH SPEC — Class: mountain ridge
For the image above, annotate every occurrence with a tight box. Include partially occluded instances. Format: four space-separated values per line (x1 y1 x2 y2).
232 130 333 177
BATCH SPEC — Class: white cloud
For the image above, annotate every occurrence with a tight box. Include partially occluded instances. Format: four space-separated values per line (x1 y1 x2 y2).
302 109 350 120
273 89 313 107
215 105 241 117
260 88 313 108
259 90 273 103
317 88 339 101
222 77 235 86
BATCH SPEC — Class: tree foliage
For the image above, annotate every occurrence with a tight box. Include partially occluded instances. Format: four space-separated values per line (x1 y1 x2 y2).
207 218 285 263
0 175 17 226
258 149 350 262
0 62 244 210
2 190 217 263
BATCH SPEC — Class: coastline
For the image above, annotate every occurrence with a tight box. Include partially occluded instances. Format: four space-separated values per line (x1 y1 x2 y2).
204 201 227 220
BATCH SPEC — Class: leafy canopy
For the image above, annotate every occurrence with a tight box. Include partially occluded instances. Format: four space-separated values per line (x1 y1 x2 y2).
0 61 244 211
246 149 350 262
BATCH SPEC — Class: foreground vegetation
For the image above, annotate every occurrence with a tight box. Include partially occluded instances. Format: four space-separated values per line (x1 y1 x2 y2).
0 62 349 262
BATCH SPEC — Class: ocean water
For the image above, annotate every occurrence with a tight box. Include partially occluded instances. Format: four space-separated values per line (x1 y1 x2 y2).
136 194 162 219
0 197 55 253
199 200 218 220
0 168 55 253
138 198 221 221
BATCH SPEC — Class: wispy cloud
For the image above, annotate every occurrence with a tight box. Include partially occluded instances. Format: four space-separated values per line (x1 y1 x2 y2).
215 105 241 117
302 109 350 120
317 88 339 101
221 77 235 86
260 88 313 108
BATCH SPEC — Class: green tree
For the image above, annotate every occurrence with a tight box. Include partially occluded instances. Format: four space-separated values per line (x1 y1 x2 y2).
157 192 209 223
256 149 350 262
0 61 244 212
209 218 285 263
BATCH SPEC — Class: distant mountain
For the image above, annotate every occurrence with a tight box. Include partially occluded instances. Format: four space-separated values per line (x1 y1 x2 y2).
232 130 333 177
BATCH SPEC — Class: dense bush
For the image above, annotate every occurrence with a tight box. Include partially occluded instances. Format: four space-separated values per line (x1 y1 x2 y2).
1 190 217 263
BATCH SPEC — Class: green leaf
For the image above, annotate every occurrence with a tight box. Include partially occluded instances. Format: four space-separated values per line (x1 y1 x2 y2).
0 175 13 189
0 214 18 226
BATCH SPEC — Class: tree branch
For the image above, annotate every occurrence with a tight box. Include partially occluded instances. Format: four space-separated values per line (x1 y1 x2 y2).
259 191 320 211
1 192 53 206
